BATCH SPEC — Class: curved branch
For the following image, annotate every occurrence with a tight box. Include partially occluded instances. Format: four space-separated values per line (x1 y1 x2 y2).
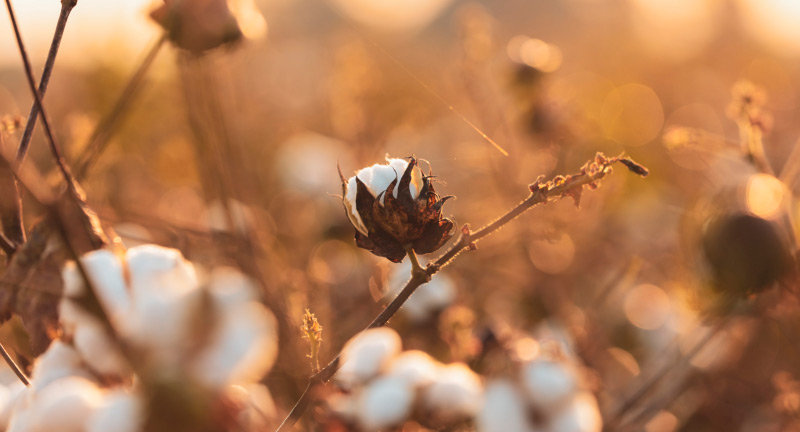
275 153 648 431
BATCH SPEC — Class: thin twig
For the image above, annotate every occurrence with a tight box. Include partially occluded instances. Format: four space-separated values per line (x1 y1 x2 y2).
275 154 648 431
0 341 28 386
75 34 167 180
15 0 76 167
4 0 78 195
0 232 15 257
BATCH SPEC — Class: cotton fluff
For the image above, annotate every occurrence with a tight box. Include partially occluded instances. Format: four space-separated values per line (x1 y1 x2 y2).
86 390 144 432
344 157 423 235
547 392 602 432
387 259 456 322
60 245 277 387
421 362 483 422
337 328 402 389
521 360 578 411
190 269 278 387
9 376 104 432
385 350 439 388
357 375 415 431
0 380 26 429
223 384 277 430
477 380 535 432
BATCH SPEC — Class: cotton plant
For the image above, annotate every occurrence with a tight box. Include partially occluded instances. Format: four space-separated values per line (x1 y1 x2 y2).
327 327 483 431
2 244 279 431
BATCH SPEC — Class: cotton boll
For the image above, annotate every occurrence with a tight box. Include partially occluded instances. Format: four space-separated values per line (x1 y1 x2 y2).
547 392 602 432
421 362 483 422
86 390 144 432
60 250 128 328
521 360 577 411
73 323 129 377
27 376 105 432
357 375 415 431
0 381 26 429
125 245 198 297
477 380 535 432
386 350 440 388
30 342 93 392
191 302 278 387
337 328 402 389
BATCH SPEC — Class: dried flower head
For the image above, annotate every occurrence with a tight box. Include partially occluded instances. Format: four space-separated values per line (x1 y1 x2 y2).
300 309 323 373
340 156 454 263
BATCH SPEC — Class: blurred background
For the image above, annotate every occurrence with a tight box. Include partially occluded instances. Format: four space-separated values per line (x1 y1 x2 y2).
2 0 800 430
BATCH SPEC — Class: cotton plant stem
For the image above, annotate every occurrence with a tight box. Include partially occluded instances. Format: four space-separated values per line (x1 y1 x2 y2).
275 154 646 431
0 341 28 386
15 0 76 167
75 34 167 180
4 0 79 199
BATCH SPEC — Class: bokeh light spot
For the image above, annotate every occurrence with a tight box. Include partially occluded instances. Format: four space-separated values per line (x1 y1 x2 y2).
746 174 786 219
624 284 670 330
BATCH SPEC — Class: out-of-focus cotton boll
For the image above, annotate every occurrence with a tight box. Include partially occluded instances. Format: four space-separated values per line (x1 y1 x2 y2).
124 245 201 366
24 376 105 432
61 249 129 324
191 267 278 385
421 362 483 422
521 360 578 411
388 260 456 322
356 375 415 431
386 350 440 388
73 323 129 376
86 390 144 432
337 328 402 389
547 392 602 432
29 342 93 393
192 301 277 387
0 381 26 429
477 380 535 432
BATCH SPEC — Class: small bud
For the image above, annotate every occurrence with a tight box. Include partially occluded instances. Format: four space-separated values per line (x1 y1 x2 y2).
150 0 266 53
340 157 455 263
618 157 650 177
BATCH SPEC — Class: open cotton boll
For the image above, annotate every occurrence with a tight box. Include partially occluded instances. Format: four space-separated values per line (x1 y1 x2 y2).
125 245 198 297
73 323 129 377
0 381 26 429
86 390 144 432
521 360 578 411
547 392 602 432
356 375 415 431
386 350 440 388
336 328 402 389
477 380 535 432
344 158 423 235
421 362 483 422
60 249 129 326
25 376 105 432
30 342 94 393
191 302 278 387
